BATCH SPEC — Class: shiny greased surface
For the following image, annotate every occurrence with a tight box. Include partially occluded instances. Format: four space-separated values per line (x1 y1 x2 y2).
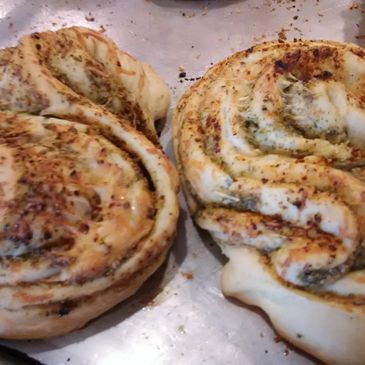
1 0 365 364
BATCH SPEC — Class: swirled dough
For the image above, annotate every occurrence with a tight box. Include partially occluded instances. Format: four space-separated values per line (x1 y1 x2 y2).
0 26 170 143
174 40 365 365
0 27 178 339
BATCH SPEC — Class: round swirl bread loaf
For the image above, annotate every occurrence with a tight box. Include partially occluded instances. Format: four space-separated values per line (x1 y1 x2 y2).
0 28 179 339
174 40 365 365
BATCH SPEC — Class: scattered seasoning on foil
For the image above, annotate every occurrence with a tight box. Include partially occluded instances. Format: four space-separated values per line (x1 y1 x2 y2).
277 28 288 41
274 335 282 343
85 12 95 22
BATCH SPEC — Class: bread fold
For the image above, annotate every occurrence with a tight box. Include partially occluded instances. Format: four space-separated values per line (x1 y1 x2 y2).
174 40 365 365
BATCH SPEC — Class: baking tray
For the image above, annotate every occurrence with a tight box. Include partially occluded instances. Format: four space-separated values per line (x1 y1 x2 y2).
0 0 363 364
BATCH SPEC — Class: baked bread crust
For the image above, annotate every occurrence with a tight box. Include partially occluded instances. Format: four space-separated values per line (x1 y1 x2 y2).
174 40 365 364
0 26 170 143
0 111 178 339
0 28 178 339
0 237 168 339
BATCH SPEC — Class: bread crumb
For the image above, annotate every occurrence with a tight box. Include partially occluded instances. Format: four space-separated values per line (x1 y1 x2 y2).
181 271 194 280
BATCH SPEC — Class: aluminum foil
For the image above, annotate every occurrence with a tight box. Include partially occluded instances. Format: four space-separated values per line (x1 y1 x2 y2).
0 0 363 364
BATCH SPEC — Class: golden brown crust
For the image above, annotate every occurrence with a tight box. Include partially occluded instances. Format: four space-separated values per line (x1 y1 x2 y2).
0 27 178 339
174 40 365 364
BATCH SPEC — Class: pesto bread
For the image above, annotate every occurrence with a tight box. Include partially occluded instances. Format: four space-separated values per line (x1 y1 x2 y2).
0 27 178 339
174 40 365 365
